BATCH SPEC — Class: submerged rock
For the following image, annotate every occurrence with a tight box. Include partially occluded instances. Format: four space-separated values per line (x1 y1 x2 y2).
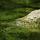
16 9 40 27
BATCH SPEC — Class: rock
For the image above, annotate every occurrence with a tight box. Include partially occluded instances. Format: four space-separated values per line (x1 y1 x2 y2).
16 9 40 27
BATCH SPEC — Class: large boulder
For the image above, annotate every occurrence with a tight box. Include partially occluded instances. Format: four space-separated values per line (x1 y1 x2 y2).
16 9 40 27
